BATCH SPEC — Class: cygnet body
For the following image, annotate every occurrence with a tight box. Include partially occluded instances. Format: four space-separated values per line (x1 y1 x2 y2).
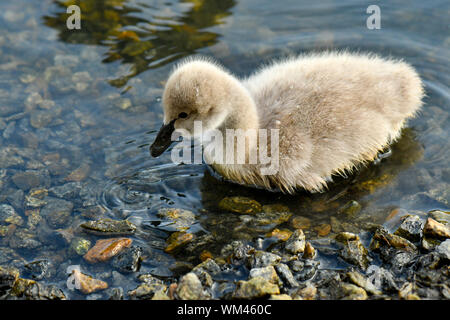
150 52 424 193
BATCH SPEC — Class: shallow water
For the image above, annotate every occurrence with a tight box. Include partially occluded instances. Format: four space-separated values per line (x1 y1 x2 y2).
0 0 448 299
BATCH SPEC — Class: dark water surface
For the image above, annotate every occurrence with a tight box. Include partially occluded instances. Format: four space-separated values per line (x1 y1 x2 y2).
0 0 448 299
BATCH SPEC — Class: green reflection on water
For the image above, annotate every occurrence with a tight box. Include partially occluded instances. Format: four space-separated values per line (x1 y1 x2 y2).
44 0 235 87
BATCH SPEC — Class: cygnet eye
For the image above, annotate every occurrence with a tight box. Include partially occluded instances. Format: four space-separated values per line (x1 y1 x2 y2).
178 112 188 119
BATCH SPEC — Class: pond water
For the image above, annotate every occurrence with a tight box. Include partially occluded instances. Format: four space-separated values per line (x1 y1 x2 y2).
0 0 448 299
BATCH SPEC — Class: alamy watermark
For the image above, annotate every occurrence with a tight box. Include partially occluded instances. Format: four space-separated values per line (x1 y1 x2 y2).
168 121 280 175
366 4 381 29
66 5 81 30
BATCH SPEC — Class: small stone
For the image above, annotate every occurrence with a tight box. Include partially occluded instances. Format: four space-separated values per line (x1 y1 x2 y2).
423 218 450 239
0 265 20 294
80 218 137 235
30 110 53 128
347 271 382 295
71 269 108 294
336 232 370 270
435 239 450 260
49 182 82 200
25 188 48 208
84 238 132 263
199 250 213 261
112 246 142 273
302 242 316 259
428 210 450 225
24 260 50 280
338 200 362 217
218 196 262 214
41 198 73 229
115 98 132 110
340 283 367 300
255 204 292 225
65 163 90 182
370 227 418 253
128 277 167 300
290 216 311 229
314 223 332 237
233 277 280 299
0 204 23 226
157 208 196 231
296 284 317 300
12 170 49 190
248 250 281 268
176 272 205 300
70 238 91 256
274 264 299 288
164 231 194 254
249 266 280 284
266 228 292 241
11 278 36 297
394 215 424 242
285 229 306 254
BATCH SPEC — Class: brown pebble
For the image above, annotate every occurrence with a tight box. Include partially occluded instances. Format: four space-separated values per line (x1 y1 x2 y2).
164 231 194 253
423 218 450 239
84 237 132 263
71 269 108 294
199 250 213 261
315 223 331 236
302 242 316 259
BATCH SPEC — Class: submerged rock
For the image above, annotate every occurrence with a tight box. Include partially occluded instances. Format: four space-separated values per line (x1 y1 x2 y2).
84 238 132 263
24 260 50 280
164 231 194 254
338 200 362 217
80 218 137 235
70 237 91 256
218 197 262 214
40 198 73 229
233 276 280 299
112 246 142 273
70 269 108 294
157 208 196 231
0 265 20 295
347 271 382 295
0 204 23 226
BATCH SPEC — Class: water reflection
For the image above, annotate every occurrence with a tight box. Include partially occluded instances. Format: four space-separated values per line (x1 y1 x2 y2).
44 0 236 87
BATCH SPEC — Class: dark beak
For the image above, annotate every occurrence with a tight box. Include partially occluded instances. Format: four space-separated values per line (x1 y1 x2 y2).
150 119 176 157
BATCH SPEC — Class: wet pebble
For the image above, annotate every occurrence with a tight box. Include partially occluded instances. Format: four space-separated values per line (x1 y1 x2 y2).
248 250 281 269
70 237 91 256
336 232 370 270
249 266 280 285
84 238 132 263
157 207 196 231
164 231 194 254
11 170 50 190
233 276 279 299
0 204 23 226
394 215 424 242
70 269 108 294
423 218 450 239
274 263 299 288
112 246 142 273
435 239 450 260
218 196 262 214
40 198 73 229
80 218 137 236
176 272 207 300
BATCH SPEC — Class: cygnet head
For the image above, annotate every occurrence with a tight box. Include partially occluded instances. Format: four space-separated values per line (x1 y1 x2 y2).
150 58 254 157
